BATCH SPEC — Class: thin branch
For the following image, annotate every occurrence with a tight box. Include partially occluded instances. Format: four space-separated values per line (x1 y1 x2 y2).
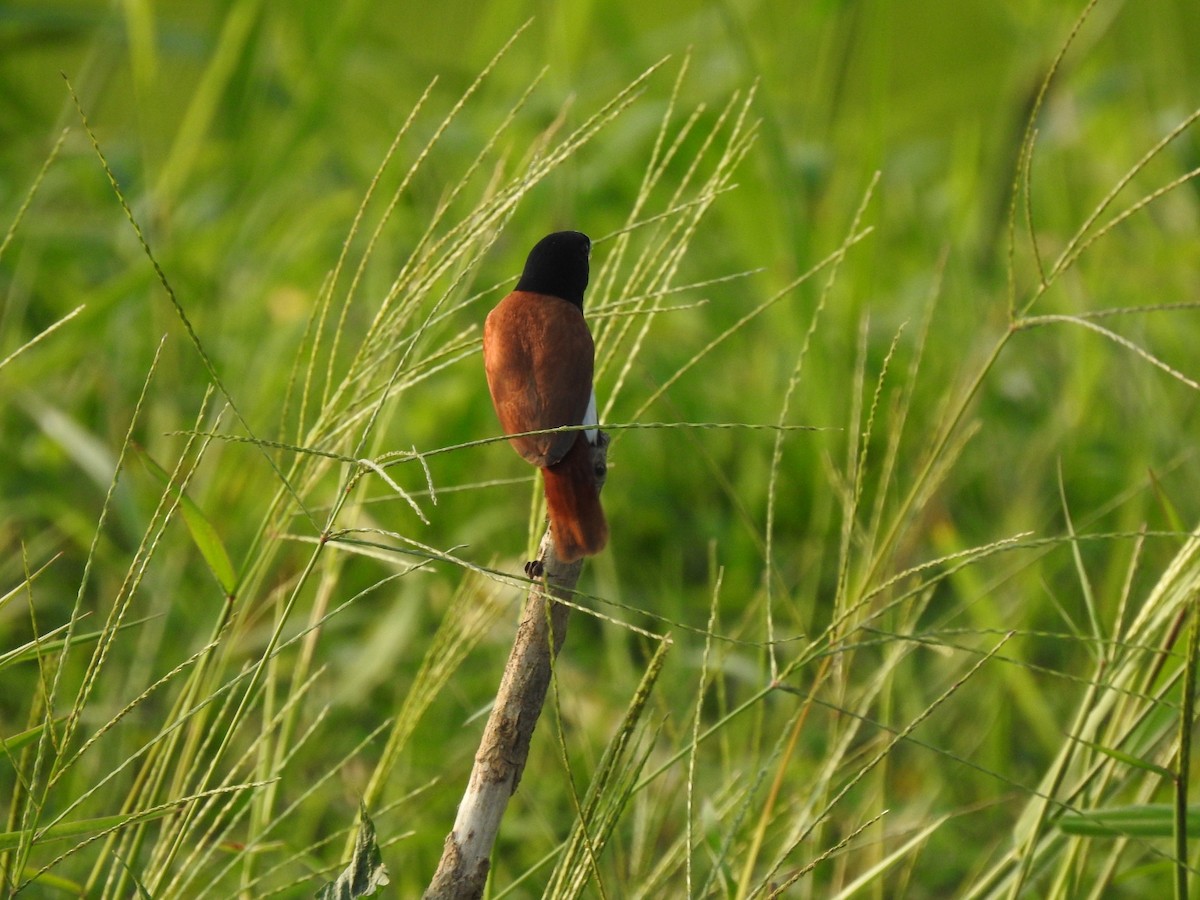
424 433 610 899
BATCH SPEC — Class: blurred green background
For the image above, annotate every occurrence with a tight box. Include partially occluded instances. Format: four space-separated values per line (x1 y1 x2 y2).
3 0 1200 896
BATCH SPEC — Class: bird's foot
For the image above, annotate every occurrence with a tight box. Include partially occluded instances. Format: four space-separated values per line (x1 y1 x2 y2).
524 558 545 579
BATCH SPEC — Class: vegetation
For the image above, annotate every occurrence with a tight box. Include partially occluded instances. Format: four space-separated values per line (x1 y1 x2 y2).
2 0 1200 896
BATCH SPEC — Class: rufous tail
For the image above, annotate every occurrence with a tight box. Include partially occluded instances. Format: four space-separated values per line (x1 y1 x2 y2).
541 436 608 563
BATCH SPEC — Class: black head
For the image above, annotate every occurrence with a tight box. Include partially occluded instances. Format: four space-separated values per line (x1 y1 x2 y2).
515 230 591 308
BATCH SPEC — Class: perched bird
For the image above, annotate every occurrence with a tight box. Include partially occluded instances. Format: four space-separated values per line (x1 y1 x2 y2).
483 231 608 567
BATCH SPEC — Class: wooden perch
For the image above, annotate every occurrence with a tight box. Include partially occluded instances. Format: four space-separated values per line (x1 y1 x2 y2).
424 432 609 900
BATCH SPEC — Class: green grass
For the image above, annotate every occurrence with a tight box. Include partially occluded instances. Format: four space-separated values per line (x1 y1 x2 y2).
3 0 1200 896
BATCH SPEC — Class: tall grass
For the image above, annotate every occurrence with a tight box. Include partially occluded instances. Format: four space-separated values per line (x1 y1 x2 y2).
2 1 1200 897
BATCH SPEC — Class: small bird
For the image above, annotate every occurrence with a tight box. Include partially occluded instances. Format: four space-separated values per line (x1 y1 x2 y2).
483 231 608 568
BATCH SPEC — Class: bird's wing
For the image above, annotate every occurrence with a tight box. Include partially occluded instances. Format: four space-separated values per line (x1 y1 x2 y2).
484 291 595 467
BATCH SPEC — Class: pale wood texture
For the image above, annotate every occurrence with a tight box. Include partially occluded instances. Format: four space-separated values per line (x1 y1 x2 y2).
424 433 608 900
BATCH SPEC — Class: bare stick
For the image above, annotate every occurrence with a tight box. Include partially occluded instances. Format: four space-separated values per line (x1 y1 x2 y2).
424 433 609 899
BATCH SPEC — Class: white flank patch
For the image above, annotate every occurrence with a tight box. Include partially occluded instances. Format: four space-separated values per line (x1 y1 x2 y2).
584 388 598 444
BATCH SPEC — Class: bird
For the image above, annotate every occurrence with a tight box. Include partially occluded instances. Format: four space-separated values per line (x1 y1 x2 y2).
483 230 608 570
